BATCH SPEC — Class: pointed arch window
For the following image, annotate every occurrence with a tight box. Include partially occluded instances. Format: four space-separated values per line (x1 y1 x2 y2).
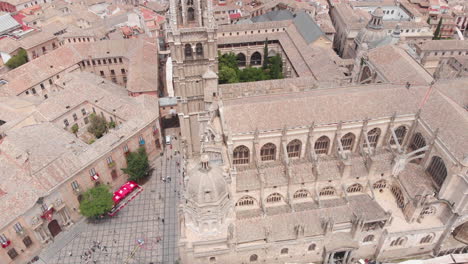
260 143 276 161
233 145 249 165
346 183 363 193
366 128 381 148
391 185 405 208
426 156 447 188
390 126 407 145
319 186 336 196
184 44 192 58
237 53 246 67
420 233 434 244
196 43 203 56
236 196 255 206
409 132 426 164
266 193 282 203
409 132 426 152
390 236 407 247
373 179 387 189
250 52 262 66
186 0 193 5
308 243 316 251
314 136 330 154
287 139 301 158
187 7 195 21
341 133 355 151
293 189 310 199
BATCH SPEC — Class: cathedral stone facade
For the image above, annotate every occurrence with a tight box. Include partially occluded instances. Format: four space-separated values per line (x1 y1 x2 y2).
171 1 468 264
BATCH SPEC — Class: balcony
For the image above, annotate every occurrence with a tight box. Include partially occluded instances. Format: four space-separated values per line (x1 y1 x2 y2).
1 240 11 248
91 173 100 181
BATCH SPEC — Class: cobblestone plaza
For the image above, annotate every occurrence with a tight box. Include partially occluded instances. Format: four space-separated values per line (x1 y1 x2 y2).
39 143 181 264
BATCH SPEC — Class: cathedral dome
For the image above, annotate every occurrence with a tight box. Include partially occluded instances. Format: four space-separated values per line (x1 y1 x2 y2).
355 27 387 48
187 155 227 204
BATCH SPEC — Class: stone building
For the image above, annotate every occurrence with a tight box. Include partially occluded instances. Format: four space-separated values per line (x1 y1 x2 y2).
170 0 468 263
0 71 162 263
0 38 159 99
414 39 468 74
329 1 433 58
178 75 468 264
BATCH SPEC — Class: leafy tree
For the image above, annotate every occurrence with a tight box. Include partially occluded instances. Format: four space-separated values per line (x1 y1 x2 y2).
218 49 283 84
87 114 107 138
262 38 269 69
433 18 443 40
122 147 150 182
71 124 79 136
5 48 28 69
219 65 239 84
79 185 114 218
239 67 269 82
218 52 239 70
268 55 283 79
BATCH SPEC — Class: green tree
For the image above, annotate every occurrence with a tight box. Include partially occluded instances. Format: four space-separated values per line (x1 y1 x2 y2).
262 38 269 69
433 18 443 40
219 65 239 84
239 67 269 82
268 55 283 79
79 185 114 218
5 48 28 69
218 52 239 70
87 114 107 138
71 124 79 137
122 147 150 182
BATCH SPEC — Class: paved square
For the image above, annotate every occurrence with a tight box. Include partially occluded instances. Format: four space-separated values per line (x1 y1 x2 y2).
40 147 181 264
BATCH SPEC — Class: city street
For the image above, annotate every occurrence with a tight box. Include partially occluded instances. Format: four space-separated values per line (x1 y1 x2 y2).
39 131 181 264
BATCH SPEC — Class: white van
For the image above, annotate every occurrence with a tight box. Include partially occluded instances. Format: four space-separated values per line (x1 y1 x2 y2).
165 135 172 145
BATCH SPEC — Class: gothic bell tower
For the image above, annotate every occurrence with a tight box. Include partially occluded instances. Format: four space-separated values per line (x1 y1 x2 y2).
167 0 218 114
167 0 218 155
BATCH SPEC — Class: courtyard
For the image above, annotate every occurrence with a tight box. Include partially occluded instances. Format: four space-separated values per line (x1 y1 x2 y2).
38 133 181 264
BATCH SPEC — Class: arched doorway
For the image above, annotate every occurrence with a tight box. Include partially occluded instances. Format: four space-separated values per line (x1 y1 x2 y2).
48 220 62 237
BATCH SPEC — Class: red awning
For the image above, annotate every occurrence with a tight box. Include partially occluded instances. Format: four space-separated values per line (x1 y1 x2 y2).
229 13 241 19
